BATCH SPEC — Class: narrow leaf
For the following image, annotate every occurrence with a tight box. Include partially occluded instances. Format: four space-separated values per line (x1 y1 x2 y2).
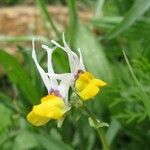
107 0 150 39
123 50 150 118
37 129 73 150
75 23 112 81
0 50 39 104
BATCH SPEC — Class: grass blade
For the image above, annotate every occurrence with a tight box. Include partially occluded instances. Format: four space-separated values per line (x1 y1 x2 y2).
36 0 60 39
0 50 39 105
75 23 112 81
107 0 150 39
0 35 49 43
123 50 150 118
67 0 78 47
36 129 73 150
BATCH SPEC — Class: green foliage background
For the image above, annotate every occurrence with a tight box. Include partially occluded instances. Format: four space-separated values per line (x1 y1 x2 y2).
0 0 150 149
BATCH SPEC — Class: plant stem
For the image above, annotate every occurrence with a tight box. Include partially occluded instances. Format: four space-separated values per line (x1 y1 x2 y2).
67 0 78 47
82 103 110 150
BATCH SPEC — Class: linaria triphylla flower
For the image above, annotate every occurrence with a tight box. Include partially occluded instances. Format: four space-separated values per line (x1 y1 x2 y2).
51 34 107 100
27 39 70 126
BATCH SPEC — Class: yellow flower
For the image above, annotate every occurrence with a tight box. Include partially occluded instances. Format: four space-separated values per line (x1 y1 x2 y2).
27 39 70 126
27 94 66 126
52 34 107 101
75 72 107 100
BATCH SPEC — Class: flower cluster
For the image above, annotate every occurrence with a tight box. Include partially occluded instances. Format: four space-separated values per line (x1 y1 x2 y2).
27 34 107 126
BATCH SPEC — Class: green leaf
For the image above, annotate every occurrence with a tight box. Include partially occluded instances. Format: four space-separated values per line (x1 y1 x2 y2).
0 130 19 147
75 23 112 81
92 17 150 39
88 117 109 129
0 93 26 117
37 130 73 150
123 50 150 118
106 118 121 145
0 103 11 132
53 48 70 73
107 0 150 39
0 50 39 104
13 130 39 150
67 0 78 47
0 93 16 112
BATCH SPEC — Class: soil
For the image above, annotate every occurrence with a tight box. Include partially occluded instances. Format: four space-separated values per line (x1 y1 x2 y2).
0 5 92 37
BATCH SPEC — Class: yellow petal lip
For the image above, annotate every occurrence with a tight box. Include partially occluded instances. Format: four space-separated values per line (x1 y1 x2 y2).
27 111 50 126
27 94 67 126
75 71 107 101
93 79 107 87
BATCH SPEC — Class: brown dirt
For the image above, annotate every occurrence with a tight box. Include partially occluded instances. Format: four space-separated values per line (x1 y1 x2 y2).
0 5 92 75
0 5 92 36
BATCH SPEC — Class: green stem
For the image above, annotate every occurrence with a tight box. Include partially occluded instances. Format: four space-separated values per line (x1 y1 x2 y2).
82 104 110 150
67 0 78 47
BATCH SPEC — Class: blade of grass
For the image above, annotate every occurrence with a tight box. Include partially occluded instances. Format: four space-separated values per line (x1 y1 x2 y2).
37 129 73 150
0 130 19 146
0 35 49 43
123 50 150 118
67 0 78 47
92 17 150 39
36 0 61 39
107 0 150 39
0 50 39 105
106 118 120 145
94 0 105 18
75 23 112 81
0 93 21 115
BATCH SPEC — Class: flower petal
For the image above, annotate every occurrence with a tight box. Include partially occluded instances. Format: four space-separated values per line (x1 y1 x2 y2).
75 72 107 100
33 96 65 119
93 79 107 87
78 48 86 71
51 34 79 74
42 44 58 88
46 73 74 83
27 110 50 126
51 40 65 50
46 73 73 103
78 84 100 100
32 38 51 92
41 45 55 74
62 33 78 73
57 80 70 103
